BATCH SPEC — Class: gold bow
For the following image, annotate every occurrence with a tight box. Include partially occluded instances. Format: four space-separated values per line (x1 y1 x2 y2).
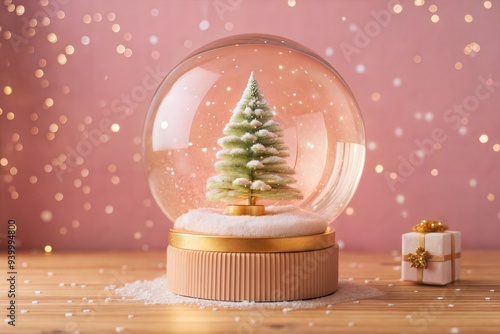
406 246 429 268
412 219 448 233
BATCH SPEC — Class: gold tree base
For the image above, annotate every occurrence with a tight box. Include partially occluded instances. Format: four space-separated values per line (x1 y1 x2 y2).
224 204 265 216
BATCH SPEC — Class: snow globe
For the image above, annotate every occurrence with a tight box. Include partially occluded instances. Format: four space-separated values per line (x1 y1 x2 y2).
143 34 365 301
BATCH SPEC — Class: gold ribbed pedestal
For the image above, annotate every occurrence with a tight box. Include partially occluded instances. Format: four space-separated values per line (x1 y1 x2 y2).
166 228 338 302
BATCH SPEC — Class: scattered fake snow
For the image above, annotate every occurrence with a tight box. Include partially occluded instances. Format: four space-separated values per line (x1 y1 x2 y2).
115 275 384 309
173 205 328 237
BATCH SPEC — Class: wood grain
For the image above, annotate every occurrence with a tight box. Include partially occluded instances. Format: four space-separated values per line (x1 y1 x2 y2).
4 250 499 333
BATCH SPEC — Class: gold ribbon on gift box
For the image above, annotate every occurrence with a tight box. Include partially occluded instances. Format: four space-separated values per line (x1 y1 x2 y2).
404 220 461 283
412 219 448 233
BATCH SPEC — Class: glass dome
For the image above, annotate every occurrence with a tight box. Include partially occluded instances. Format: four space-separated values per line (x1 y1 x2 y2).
143 34 365 224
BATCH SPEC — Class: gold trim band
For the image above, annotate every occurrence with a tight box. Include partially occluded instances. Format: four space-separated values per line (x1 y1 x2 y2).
169 228 335 253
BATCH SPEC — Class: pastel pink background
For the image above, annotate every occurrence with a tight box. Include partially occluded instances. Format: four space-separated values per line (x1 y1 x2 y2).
1 0 499 252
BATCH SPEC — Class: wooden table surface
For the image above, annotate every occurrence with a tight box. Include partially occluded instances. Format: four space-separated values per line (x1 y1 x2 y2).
4 250 500 334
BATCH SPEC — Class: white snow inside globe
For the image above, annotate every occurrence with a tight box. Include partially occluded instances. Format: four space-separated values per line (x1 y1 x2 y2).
143 34 365 236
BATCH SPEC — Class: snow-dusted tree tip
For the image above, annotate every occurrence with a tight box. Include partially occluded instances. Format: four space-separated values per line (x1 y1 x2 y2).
206 72 303 205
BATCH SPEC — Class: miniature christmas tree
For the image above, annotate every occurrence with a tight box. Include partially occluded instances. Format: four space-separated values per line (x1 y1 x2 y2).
206 72 303 213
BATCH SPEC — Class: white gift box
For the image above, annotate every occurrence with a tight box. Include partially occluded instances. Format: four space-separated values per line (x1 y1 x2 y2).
402 231 461 285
